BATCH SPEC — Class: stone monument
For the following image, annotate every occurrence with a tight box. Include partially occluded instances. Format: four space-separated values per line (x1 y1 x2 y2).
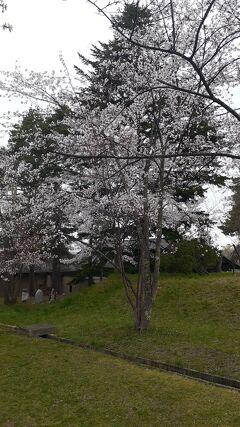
34 288 44 304
21 288 29 303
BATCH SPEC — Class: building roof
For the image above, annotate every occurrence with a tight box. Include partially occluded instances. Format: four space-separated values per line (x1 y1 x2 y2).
221 255 240 271
22 262 82 274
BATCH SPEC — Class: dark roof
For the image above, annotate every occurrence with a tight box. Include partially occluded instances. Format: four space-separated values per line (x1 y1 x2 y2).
22 262 82 274
221 255 240 271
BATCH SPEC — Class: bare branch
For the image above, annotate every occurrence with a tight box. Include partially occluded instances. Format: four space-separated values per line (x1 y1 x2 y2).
55 151 240 161
191 0 217 58
87 0 240 122
169 0 176 50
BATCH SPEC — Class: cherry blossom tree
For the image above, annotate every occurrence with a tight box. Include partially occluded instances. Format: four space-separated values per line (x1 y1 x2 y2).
0 1 238 331
0 108 80 302
88 0 240 123
0 148 47 303
50 20 228 330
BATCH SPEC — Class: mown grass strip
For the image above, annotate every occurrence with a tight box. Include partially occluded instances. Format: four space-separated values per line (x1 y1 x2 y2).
45 333 240 391
0 322 17 335
2 273 240 380
1 334 240 426
3 319 240 391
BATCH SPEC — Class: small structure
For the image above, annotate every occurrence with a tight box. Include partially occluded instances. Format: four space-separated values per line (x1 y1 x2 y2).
221 255 240 272
17 323 56 337
0 261 86 299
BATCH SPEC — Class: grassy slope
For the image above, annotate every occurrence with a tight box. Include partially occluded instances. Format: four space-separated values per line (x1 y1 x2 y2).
1 334 240 427
1 272 240 379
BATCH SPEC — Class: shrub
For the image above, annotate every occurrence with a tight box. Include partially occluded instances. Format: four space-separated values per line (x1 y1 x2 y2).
161 239 220 274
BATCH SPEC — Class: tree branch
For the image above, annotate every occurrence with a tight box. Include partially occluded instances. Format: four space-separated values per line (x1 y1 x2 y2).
55 151 240 161
191 0 217 58
87 0 240 122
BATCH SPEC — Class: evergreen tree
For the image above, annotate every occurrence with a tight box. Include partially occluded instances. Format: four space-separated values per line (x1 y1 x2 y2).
75 3 151 108
222 178 240 238
5 108 76 294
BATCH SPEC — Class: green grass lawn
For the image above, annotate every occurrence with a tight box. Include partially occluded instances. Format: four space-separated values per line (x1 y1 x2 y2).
1 333 240 426
1 272 240 380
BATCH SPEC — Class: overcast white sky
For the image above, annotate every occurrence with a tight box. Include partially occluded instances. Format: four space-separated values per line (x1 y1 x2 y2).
0 0 238 248
0 0 111 134
1 0 111 72
0 0 112 137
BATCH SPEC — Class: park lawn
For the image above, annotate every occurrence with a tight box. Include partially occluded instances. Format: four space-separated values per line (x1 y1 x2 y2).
1 334 240 427
1 273 240 379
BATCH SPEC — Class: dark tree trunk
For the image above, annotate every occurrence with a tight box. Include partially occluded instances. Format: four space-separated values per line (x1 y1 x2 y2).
134 165 154 332
99 265 103 281
87 238 94 286
134 161 165 332
29 264 36 296
87 258 94 286
3 278 17 304
3 282 10 305
52 257 62 293
135 250 153 332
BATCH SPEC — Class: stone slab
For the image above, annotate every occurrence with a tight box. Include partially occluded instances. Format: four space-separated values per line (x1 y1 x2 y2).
17 324 56 337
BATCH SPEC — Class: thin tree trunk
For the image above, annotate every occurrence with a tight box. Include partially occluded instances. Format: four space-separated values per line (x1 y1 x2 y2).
13 272 22 301
29 264 36 296
3 277 17 304
135 157 165 332
52 257 61 293
88 238 94 286
152 162 165 299
135 168 153 332
3 282 10 304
